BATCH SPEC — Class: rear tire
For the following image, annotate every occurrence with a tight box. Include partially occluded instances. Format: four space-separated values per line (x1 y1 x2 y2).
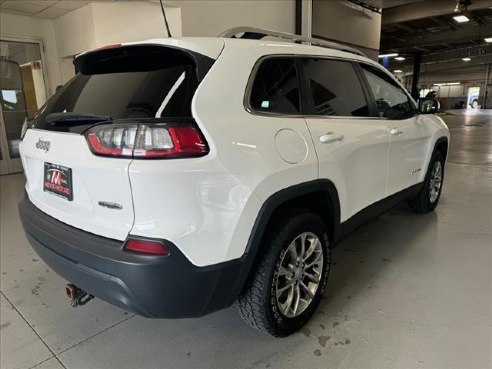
237 210 330 337
408 151 445 213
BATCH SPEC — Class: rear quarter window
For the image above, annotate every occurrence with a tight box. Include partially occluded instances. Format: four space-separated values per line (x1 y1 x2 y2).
248 58 301 115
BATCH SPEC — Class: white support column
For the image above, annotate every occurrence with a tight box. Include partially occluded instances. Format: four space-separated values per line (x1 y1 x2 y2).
301 0 312 38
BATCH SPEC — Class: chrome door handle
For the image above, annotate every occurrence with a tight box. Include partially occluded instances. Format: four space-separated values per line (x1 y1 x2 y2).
319 132 344 144
390 128 404 136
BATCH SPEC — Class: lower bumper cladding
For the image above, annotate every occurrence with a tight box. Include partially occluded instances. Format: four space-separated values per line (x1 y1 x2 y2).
18 197 246 318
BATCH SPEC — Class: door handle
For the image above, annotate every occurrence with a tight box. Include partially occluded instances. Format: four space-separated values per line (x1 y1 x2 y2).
390 128 404 136
319 132 344 144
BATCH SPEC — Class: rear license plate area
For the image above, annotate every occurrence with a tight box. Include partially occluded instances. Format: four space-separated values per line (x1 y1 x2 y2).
43 162 73 201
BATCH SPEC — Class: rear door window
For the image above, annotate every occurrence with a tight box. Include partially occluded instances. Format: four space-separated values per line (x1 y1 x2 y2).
301 58 370 117
249 58 301 115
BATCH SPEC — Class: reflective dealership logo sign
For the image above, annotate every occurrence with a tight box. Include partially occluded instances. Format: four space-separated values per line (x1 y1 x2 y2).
50 170 63 185
36 138 51 152
45 168 69 192
43 163 73 201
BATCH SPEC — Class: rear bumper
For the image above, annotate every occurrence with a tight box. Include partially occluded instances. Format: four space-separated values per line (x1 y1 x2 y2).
19 197 246 318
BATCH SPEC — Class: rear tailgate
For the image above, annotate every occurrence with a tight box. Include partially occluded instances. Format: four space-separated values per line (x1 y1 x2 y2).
20 129 134 240
19 41 223 241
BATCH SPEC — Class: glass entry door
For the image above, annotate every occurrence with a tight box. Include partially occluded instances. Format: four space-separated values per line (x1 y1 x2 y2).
0 40 48 175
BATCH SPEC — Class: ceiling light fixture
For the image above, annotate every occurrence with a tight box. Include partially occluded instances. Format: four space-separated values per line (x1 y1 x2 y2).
485 37 492 43
394 57 406 61
453 15 469 23
394 70 403 73
462 57 471 61
378 53 398 59
433 82 461 86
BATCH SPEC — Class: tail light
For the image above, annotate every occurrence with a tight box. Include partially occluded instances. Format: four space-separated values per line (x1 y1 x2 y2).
124 238 170 256
86 123 208 159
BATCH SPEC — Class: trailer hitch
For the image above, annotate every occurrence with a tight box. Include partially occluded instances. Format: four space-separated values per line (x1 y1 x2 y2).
65 283 94 307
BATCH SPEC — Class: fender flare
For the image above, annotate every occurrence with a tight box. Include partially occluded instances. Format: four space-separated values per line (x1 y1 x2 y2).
244 179 342 254
433 136 449 158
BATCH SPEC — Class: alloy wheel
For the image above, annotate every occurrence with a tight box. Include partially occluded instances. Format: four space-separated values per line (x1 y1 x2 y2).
275 232 323 318
429 161 442 203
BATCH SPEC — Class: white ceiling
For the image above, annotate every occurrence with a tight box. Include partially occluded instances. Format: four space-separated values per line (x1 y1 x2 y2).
0 0 155 19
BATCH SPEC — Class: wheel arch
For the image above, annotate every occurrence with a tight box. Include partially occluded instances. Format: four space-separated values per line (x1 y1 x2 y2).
433 136 449 162
227 180 342 304
245 180 342 256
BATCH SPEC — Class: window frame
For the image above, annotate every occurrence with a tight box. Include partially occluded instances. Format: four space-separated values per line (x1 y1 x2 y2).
244 54 381 119
356 61 418 121
244 54 417 120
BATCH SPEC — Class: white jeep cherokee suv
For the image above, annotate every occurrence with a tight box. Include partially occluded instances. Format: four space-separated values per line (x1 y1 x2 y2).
18 28 449 337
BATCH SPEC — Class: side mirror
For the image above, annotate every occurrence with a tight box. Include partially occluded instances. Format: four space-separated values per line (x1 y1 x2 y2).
419 98 440 114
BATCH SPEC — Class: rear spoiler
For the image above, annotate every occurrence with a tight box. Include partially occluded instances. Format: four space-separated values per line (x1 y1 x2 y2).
74 44 215 81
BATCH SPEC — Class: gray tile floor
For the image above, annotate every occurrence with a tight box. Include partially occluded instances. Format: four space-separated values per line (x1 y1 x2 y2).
1 111 491 369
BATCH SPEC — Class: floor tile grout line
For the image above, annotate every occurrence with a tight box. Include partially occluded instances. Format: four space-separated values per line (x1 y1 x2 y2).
0 290 68 369
26 356 55 369
2 287 136 361
55 314 136 356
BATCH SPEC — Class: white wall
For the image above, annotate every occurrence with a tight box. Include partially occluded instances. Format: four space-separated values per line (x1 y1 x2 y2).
171 0 296 36
403 67 488 94
0 12 62 96
59 57 75 85
312 0 381 59
53 2 182 83
1 3 183 91
54 4 96 58
53 2 181 82
92 3 181 47
419 71 487 86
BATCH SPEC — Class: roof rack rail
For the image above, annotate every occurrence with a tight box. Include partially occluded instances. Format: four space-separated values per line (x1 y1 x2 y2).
219 26 366 57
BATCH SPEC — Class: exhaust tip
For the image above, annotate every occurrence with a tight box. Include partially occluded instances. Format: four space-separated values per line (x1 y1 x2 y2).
65 283 94 307
65 284 77 300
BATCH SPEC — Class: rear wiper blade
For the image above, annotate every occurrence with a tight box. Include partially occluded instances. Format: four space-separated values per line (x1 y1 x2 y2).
46 112 111 124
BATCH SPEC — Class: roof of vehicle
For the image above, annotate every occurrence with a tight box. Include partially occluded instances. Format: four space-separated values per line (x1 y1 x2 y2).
78 26 375 66
107 37 374 63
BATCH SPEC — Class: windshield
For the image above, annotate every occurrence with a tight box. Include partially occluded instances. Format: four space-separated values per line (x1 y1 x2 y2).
32 45 208 133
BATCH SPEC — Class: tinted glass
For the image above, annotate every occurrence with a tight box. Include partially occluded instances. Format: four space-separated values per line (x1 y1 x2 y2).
361 64 415 119
32 47 200 132
302 59 369 117
250 58 300 114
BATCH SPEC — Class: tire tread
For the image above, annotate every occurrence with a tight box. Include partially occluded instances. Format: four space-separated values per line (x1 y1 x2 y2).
408 151 444 213
237 210 327 337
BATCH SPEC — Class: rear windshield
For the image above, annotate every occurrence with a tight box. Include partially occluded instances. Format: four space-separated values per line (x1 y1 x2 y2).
32 45 212 132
